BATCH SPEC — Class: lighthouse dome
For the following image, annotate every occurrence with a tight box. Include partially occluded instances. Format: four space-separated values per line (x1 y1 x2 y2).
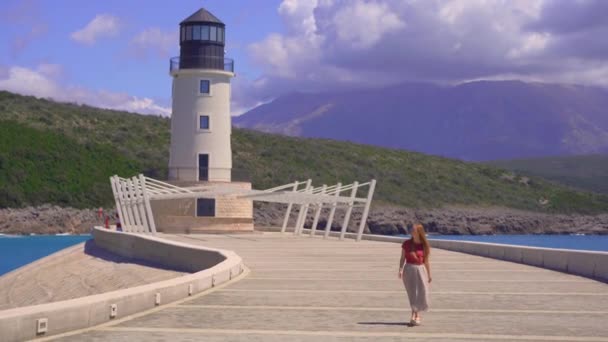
178 8 227 70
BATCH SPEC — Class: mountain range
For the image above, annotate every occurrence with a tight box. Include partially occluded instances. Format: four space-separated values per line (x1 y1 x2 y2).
235 80 608 161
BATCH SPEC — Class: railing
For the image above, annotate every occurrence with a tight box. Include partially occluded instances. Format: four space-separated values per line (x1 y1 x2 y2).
170 56 234 73
278 179 377 242
168 167 250 183
111 173 377 242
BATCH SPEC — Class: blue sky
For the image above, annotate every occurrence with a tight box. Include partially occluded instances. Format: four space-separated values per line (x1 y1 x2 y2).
1 0 606 116
0 0 282 114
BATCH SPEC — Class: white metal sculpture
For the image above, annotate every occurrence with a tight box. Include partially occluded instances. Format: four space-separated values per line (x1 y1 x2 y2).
109 174 376 242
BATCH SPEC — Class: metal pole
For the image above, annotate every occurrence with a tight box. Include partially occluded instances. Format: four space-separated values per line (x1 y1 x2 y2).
294 179 312 235
139 174 157 234
281 181 299 233
121 178 136 233
293 204 304 236
110 176 126 232
340 181 358 240
126 178 143 233
115 178 129 232
298 180 313 235
324 182 341 239
133 176 150 233
356 179 376 242
310 184 326 237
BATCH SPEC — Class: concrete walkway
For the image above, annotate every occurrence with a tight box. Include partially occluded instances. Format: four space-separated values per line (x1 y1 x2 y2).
52 232 608 341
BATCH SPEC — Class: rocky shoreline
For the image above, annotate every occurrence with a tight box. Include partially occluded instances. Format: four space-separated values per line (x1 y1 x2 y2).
0 205 102 235
254 203 608 236
1 204 608 236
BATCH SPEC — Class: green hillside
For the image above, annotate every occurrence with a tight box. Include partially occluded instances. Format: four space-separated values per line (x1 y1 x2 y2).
1 90 608 214
489 155 608 194
0 121 140 208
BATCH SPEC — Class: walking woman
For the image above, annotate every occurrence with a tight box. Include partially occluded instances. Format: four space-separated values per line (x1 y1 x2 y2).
399 223 432 325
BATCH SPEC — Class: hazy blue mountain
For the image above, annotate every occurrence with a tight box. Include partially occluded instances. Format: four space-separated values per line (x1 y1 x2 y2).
234 81 608 161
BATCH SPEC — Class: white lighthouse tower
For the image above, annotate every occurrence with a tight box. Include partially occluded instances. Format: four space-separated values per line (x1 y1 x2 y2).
151 8 252 232
169 8 234 183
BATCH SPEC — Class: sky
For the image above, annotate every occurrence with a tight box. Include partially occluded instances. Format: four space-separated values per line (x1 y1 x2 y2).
0 0 606 116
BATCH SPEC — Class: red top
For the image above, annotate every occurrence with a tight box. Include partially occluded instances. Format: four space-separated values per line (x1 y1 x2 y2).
402 239 425 265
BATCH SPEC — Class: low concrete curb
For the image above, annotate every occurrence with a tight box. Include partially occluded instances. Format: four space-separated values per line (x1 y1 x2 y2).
428 238 608 282
0 227 243 342
262 227 608 283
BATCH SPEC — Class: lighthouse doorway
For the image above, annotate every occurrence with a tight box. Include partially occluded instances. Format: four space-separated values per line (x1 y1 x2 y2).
198 154 209 181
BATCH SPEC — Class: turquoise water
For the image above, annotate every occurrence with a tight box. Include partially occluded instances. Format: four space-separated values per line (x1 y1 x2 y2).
0 235 91 276
427 234 608 252
1 234 606 277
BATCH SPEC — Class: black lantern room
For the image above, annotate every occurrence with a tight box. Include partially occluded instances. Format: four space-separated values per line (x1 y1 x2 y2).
178 8 228 70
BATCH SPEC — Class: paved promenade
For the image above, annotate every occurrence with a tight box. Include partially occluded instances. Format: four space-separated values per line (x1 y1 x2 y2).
52 232 608 341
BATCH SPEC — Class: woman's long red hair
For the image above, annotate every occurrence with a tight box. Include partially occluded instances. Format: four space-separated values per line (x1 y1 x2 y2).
413 223 431 259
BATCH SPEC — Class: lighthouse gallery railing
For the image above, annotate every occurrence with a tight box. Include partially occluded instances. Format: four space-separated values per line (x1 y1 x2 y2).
170 56 234 73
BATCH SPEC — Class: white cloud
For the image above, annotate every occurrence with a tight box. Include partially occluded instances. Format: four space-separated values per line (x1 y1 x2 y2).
331 1 405 49
71 14 121 45
130 27 177 59
507 32 550 59
0 64 171 116
278 0 319 37
0 66 59 98
2 0 48 57
11 24 47 57
233 0 608 113
37 63 63 78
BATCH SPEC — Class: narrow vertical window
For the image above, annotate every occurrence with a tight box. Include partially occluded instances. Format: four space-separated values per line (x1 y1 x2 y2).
192 25 201 40
210 26 217 41
180 26 185 42
201 25 210 40
199 115 210 130
186 26 192 40
198 154 209 182
218 27 224 43
199 80 210 94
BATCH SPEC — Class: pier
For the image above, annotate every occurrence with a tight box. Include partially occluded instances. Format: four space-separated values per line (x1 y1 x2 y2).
46 232 608 342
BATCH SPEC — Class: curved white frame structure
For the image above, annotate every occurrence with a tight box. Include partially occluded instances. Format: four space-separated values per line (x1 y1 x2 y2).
109 174 376 242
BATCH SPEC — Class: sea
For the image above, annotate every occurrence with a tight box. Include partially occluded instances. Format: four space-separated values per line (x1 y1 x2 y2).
0 234 91 276
427 234 608 252
0 234 607 277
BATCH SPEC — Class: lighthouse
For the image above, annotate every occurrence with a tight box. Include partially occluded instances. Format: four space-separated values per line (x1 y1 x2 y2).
151 8 253 233
169 8 234 183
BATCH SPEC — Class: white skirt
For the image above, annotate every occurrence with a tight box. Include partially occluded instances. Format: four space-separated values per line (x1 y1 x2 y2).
402 263 429 312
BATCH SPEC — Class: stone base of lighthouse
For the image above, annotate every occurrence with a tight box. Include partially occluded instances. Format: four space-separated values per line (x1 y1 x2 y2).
150 181 254 234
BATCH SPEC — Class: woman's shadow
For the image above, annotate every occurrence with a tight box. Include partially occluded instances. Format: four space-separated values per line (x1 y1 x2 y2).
358 321 413 327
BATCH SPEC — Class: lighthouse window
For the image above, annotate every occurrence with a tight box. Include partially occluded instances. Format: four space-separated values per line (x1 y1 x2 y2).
192 25 201 40
199 80 210 94
185 26 192 40
210 26 217 41
196 198 215 217
218 27 224 43
180 26 185 42
199 115 210 130
201 25 210 40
